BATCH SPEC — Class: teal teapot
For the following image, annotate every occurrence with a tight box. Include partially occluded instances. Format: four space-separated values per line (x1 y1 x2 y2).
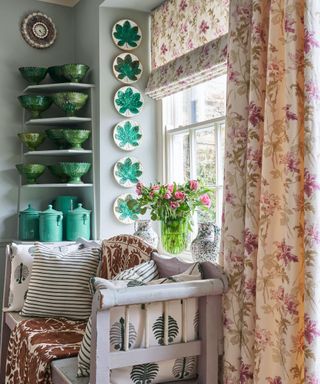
39 205 63 242
66 203 91 241
19 204 40 241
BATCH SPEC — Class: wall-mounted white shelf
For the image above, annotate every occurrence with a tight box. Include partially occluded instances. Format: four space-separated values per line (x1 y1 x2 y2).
24 149 93 156
22 183 93 188
26 117 92 125
23 83 94 93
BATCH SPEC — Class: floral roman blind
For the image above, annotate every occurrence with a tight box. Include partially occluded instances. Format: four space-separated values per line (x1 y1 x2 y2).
146 0 229 100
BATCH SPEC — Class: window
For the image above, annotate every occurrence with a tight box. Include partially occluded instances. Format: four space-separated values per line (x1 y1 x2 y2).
162 74 227 229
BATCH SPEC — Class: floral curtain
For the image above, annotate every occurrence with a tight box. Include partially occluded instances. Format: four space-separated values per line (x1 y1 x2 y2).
146 0 229 100
151 0 229 69
146 34 227 100
221 0 320 383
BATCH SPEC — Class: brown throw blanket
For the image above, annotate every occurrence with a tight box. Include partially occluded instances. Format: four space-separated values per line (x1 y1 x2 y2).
5 318 86 384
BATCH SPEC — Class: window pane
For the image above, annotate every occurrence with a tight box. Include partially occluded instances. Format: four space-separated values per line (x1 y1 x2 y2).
171 133 190 183
196 126 216 185
164 74 227 130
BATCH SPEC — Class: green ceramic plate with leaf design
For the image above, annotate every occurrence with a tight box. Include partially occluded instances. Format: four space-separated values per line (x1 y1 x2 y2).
113 53 143 84
113 120 142 151
113 156 143 188
114 86 144 117
112 19 142 51
113 193 139 224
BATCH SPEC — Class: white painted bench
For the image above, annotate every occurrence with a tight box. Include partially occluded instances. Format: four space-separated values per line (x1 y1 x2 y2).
1 248 227 384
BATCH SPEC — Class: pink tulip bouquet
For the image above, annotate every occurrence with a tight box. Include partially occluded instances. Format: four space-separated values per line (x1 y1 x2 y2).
128 180 213 253
130 180 212 221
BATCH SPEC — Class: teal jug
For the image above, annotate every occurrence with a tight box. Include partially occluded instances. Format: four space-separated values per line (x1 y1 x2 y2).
66 203 91 241
19 204 40 241
39 205 63 242
52 195 79 240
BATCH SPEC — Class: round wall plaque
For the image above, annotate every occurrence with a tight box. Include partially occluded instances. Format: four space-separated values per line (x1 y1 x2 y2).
21 12 57 49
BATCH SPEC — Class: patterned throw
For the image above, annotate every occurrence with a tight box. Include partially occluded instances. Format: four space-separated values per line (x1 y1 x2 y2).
5 318 86 384
100 235 156 280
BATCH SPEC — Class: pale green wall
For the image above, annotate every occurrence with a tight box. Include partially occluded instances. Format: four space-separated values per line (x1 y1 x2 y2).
0 0 75 241
73 0 157 239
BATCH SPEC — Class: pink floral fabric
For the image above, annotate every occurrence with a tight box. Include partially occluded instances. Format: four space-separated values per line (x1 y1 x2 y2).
151 0 229 69
146 34 227 100
222 0 320 383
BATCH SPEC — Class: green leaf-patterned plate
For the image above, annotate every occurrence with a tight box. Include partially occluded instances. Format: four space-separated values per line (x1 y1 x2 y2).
113 53 143 84
113 120 142 151
112 19 142 51
113 193 138 224
114 86 144 117
113 156 143 188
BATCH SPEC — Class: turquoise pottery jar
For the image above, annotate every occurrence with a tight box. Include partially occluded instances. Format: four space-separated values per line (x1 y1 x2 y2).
19 204 40 241
66 203 91 241
52 195 79 240
39 205 63 242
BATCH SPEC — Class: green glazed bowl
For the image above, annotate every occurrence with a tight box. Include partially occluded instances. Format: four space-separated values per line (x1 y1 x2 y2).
17 132 46 151
60 162 91 184
19 66 48 85
45 128 69 149
48 66 67 83
52 92 88 117
18 95 52 119
62 64 89 83
48 164 68 183
63 129 91 150
16 163 46 184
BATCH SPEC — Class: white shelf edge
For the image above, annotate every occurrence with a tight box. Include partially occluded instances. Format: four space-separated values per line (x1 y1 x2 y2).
26 117 92 125
23 83 95 93
21 183 93 188
24 149 93 156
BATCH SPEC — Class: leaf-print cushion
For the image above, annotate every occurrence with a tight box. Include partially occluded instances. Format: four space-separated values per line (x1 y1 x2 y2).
77 262 202 381
5 242 81 312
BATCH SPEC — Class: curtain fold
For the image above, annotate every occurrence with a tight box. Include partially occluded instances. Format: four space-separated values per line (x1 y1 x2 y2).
222 0 320 382
145 34 227 100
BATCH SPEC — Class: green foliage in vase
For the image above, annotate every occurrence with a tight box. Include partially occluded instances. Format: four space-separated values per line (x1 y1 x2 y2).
115 195 139 221
110 317 137 351
127 180 213 228
115 158 142 185
115 88 143 115
113 21 141 48
130 363 159 384
115 121 142 149
172 356 197 379
152 314 179 345
115 55 142 81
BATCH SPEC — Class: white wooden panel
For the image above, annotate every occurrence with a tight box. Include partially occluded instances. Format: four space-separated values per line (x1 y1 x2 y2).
110 341 201 369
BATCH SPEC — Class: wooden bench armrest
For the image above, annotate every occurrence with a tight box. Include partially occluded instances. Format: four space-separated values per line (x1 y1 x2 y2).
96 278 224 310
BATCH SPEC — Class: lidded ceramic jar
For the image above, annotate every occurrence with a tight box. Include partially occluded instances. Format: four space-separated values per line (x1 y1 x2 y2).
19 204 40 241
66 203 91 241
52 195 79 240
133 219 158 248
39 205 63 242
191 222 220 262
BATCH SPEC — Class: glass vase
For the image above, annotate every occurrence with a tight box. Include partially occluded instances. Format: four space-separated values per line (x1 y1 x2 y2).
161 217 189 254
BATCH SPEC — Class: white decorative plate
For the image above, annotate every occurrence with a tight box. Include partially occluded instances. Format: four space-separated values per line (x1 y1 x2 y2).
113 156 143 188
114 86 144 117
112 19 142 51
113 53 143 84
113 120 142 151
113 193 138 224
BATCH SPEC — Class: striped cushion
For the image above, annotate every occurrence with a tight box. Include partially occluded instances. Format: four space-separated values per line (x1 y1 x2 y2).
21 243 101 320
113 260 159 282
77 261 159 377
